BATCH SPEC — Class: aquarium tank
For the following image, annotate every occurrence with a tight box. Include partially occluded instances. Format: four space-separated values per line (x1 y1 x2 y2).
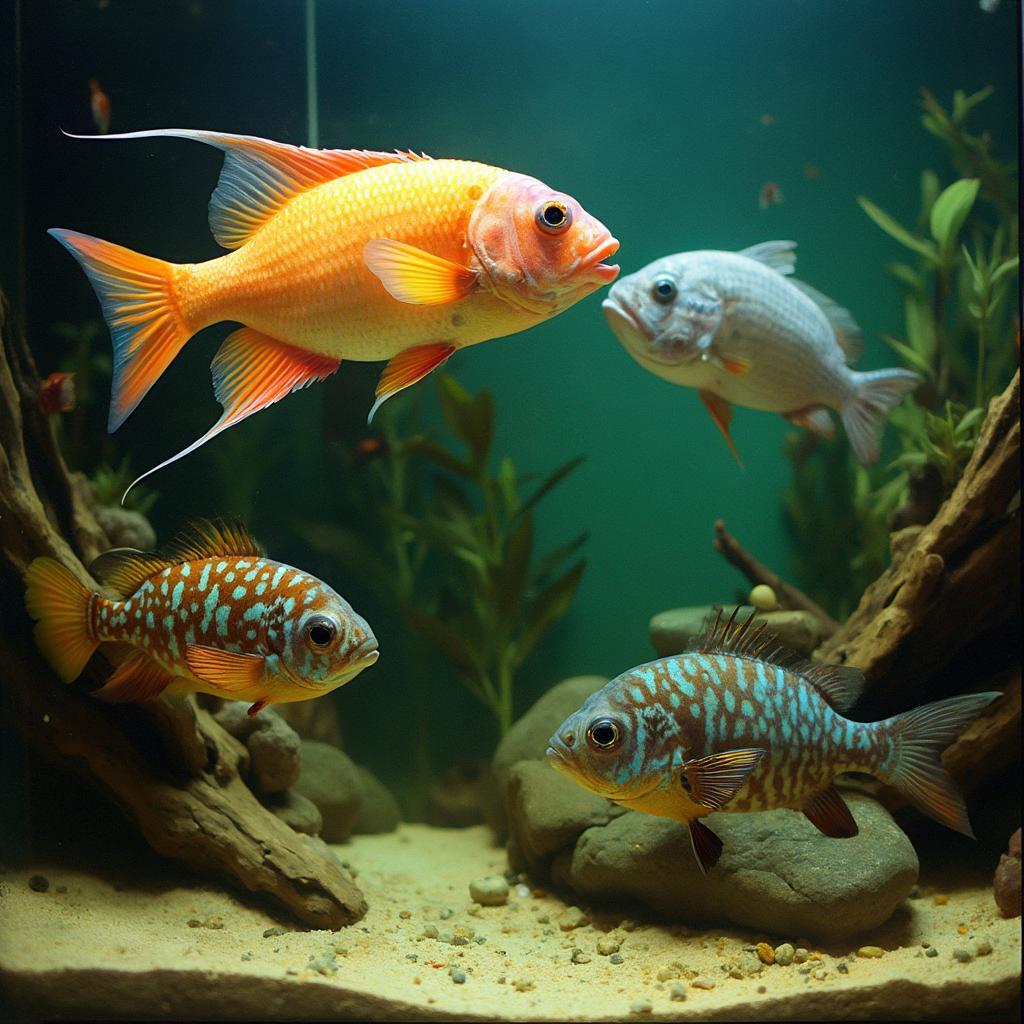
0 1 1019 1020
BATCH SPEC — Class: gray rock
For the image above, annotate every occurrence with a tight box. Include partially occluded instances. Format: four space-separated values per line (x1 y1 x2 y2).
486 675 608 837
555 793 918 942
248 714 301 793
93 505 158 552
293 741 365 843
213 701 260 741
506 760 623 874
649 605 822 657
350 766 401 835
263 790 322 836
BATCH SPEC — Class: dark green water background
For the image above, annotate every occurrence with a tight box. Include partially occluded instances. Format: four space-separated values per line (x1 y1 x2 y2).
6 0 1020 795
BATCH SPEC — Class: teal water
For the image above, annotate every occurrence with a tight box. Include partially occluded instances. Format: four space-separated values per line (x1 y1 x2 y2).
9 0 1020 797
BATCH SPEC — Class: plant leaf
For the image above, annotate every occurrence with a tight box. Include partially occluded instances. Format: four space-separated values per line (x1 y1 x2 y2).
495 512 534 625
406 437 474 477
519 455 586 516
858 196 937 262
879 333 932 376
929 178 980 255
885 262 924 291
919 169 940 226
514 560 585 667
991 255 1020 286
904 295 937 361
497 456 519 519
531 531 589 590
402 605 483 679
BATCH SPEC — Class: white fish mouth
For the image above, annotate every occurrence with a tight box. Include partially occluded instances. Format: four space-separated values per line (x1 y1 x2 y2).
602 298 699 369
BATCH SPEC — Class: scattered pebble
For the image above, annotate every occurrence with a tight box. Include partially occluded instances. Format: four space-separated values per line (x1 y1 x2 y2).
439 908 454 920
398 909 412 919
262 927 287 939
794 947 809 963
629 998 652 1014
187 915 224 930
812 968 828 981
670 981 687 1001
308 951 338 976
755 941 775 965
405 953 417 962
570 948 592 964
55 885 67 894
975 940 993 957
609 953 624 965
240 951 253 962
514 883 531 899
857 946 885 959
837 962 849 974
619 918 638 932
774 942 795 966
691 977 716 990
926 948 939 958
756 984 767 994
421 925 439 939
469 875 509 907
449 969 467 985
596 935 621 956
512 978 534 992
559 906 590 931
749 584 778 611
285 967 298 976
933 894 949 906
28 875 49 893
655 962 682 981
952 948 973 963
908 884 922 899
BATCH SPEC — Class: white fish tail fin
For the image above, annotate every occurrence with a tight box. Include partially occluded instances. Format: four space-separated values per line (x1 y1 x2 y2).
876 692 1002 837
840 368 923 463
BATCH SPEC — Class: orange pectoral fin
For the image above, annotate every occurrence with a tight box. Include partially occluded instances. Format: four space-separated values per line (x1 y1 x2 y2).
122 328 340 501
784 405 835 439
369 342 456 422
93 652 173 703
363 239 477 305
719 354 752 376
698 390 744 467
185 645 266 691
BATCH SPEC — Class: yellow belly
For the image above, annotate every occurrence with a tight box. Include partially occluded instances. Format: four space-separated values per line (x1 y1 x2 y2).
180 159 538 360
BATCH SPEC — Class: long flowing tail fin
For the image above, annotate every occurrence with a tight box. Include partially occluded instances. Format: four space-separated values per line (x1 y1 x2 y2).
877 691 1002 837
840 368 923 464
24 558 99 682
48 228 193 431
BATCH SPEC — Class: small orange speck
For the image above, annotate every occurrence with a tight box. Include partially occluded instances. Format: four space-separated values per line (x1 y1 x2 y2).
413 976 421 985
933 894 949 906
957 924 968 935
809 951 822 961
467 184 483 201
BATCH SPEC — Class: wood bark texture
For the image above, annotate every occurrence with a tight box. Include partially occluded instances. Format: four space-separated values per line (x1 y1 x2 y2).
0 291 366 929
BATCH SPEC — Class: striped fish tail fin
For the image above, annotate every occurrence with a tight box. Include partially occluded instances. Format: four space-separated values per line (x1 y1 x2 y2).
875 691 1002 837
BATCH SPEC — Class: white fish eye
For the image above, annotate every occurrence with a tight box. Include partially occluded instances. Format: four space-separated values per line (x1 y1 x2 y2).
652 276 677 304
536 200 572 234
304 615 338 649
587 718 622 751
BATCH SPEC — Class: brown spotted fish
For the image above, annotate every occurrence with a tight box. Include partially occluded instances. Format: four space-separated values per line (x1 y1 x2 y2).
24 520 378 715
547 610 1000 873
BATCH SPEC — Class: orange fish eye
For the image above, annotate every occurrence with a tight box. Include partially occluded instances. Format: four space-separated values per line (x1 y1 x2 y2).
586 718 622 751
536 200 572 234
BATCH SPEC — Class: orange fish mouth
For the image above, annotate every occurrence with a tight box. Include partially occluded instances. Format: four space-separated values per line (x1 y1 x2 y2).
583 237 620 284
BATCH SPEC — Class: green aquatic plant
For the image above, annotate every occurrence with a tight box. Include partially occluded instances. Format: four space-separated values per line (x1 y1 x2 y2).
784 87 1018 617
90 455 159 516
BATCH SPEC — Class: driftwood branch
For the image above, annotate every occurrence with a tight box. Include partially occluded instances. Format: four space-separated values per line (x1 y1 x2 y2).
0 290 365 929
712 518 842 635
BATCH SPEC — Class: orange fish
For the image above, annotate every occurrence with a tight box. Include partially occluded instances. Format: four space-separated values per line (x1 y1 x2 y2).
758 181 783 210
49 130 619 498
88 79 110 134
38 371 76 414
803 163 821 180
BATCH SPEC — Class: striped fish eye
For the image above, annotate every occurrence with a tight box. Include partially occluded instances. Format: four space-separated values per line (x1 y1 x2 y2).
586 718 622 752
304 615 338 650
536 200 572 234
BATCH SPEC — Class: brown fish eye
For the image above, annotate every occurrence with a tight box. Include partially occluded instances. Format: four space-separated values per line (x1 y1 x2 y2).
305 618 336 648
536 200 572 233
587 719 621 751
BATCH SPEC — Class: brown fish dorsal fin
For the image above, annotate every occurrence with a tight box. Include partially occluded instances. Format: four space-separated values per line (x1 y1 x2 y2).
90 518 265 597
680 748 766 810
801 663 865 713
803 784 859 838
93 652 173 703
687 817 724 874
65 129 431 249
185 644 266 691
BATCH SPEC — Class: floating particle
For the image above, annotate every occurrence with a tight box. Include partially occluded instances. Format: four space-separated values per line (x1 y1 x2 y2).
469 875 509 907
774 943 795 966
857 946 884 959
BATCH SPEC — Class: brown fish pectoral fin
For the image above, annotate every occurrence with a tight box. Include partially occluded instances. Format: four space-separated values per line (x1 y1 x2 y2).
369 341 456 422
687 817 724 874
698 390 744 467
185 644 266 691
681 747 767 810
803 784 858 838
93 652 174 703
784 405 835 439
364 238 478 305
121 328 341 502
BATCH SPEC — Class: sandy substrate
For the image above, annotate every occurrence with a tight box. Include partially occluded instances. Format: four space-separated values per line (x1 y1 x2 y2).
0 823 1019 1021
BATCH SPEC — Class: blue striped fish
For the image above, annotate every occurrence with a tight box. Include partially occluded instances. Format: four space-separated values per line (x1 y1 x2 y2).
546 609 1000 872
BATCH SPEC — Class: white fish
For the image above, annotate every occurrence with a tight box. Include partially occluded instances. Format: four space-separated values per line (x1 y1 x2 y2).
602 241 922 464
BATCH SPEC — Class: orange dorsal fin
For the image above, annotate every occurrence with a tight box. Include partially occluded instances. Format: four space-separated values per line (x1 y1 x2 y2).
90 519 265 596
185 645 266 691
93 652 173 703
122 328 341 500
369 342 456 422
64 129 430 249
698 389 744 466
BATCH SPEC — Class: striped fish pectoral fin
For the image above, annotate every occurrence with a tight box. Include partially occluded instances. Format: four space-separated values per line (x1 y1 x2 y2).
369 342 457 422
680 747 767 810
802 784 859 838
687 817 724 875
122 328 341 501
93 652 174 703
185 645 266 692
698 390 744 467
